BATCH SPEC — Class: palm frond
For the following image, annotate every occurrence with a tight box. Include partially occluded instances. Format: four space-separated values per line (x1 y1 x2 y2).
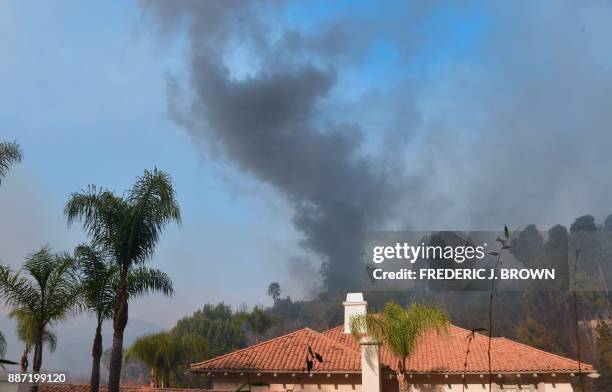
0 247 81 352
0 140 22 184
74 244 117 321
118 169 181 264
66 170 180 273
0 358 19 367
65 187 127 260
0 330 6 358
0 263 39 312
350 302 449 361
10 309 58 353
41 252 81 325
126 266 174 298
42 329 58 352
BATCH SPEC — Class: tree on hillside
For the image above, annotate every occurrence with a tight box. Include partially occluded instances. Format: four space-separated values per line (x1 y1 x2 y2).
75 244 174 392
125 331 208 388
571 215 597 232
10 309 57 372
167 333 211 388
172 303 247 358
267 282 281 305
546 224 569 252
0 140 22 185
0 247 80 372
594 321 612 390
604 214 612 231
515 224 575 356
515 289 575 356
350 302 449 392
510 224 544 268
242 307 276 344
65 168 181 392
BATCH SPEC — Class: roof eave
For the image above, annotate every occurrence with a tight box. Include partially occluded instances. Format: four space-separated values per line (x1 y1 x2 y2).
189 369 361 375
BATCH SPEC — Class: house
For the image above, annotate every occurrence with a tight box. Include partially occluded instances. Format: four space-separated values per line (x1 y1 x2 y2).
190 293 596 391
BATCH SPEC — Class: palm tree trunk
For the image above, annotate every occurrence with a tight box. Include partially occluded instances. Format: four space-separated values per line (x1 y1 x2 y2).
399 357 410 392
30 328 44 392
32 326 44 372
108 272 129 392
90 321 103 392
400 373 410 392
20 342 29 372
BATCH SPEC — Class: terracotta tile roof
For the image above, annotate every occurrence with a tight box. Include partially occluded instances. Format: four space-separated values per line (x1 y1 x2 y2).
322 324 594 374
192 324 594 375
190 327 361 373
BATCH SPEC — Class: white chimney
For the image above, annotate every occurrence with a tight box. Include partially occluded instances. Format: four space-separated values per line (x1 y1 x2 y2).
360 335 381 392
343 292 367 334
343 293 381 392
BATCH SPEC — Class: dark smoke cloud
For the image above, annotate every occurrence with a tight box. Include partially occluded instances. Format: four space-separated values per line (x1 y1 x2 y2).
141 0 415 291
142 0 612 291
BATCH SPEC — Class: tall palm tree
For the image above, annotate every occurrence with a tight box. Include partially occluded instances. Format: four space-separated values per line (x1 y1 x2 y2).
75 245 116 392
0 140 22 185
350 302 450 392
0 246 81 372
65 168 181 392
267 282 281 305
75 244 174 392
10 309 58 371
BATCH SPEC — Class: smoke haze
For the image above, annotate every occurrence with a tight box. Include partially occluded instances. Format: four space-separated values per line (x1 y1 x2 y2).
142 0 612 291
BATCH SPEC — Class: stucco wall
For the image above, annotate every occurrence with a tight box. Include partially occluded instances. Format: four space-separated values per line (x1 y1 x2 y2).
211 373 362 391
408 374 575 392
210 373 575 392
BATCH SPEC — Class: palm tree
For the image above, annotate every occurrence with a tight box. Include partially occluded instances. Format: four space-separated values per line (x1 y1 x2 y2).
267 282 281 305
0 246 81 372
10 309 58 371
75 245 116 392
75 244 174 392
65 168 181 392
0 140 22 185
350 302 450 392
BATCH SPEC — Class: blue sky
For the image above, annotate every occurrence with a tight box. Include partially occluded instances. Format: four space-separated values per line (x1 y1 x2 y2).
3 0 612 329
0 0 491 324
1 0 301 323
